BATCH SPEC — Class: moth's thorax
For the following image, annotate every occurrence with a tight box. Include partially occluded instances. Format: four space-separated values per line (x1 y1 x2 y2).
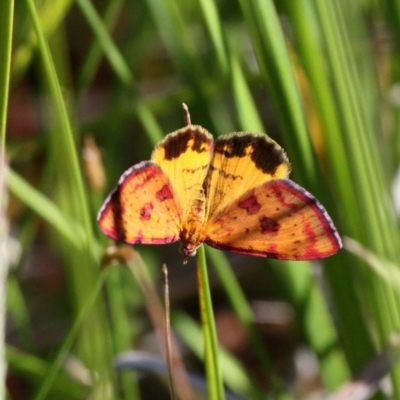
180 189 207 257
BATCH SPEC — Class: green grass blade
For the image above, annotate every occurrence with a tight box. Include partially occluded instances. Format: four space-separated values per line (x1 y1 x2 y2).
207 248 293 399
144 0 219 131
197 0 229 73
268 259 350 389
7 169 84 248
23 0 91 240
105 267 141 399
0 8 14 396
237 0 317 184
75 0 132 87
236 0 352 389
230 53 264 132
24 0 115 396
172 310 265 399
280 0 375 385
345 238 400 291
196 245 224 400
12 0 72 81
0 0 13 149
313 4 400 391
77 0 125 92
280 0 400 394
7 347 88 399
33 271 107 400
75 0 163 144
7 275 34 350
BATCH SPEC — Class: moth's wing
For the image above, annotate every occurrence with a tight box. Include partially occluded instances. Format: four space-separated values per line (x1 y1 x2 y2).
204 179 342 260
204 133 291 219
98 161 181 244
151 125 214 221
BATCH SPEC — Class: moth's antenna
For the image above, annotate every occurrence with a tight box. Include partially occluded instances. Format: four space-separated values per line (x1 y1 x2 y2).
182 103 191 126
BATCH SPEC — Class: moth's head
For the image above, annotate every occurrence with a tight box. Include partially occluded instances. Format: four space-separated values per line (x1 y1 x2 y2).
179 242 199 264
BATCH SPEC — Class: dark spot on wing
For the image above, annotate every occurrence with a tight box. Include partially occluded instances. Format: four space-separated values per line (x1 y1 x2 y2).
160 127 212 160
214 134 288 175
156 184 174 201
238 194 261 215
139 202 154 220
259 216 280 234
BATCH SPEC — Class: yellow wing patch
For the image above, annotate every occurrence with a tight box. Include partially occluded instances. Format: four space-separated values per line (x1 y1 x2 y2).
204 132 290 220
151 125 213 222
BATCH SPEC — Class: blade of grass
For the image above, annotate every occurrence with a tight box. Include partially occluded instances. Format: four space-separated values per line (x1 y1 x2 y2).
197 0 229 74
7 169 84 249
33 270 107 400
75 0 131 87
23 0 91 253
12 0 73 82
230 53 264 132
0 7 13 396
77 0 126 92
232 0 352 389
383 0 400 161
144 0 220 132
75 0 163 145
0 1 13 293
267 259 350 390
0 159 9 400
228 27 349 388
196 245 224 400
207 248 293 399
383 0 400 58
344 237 400 290
0 0 13 150
237 0 318 185
7 347 88 399
197 0 264 132
285 0 400 394
172 310 265 399
105 267 141 400
24 0 115 396
312 5 400 389
6 275 34 351
280 0 375 386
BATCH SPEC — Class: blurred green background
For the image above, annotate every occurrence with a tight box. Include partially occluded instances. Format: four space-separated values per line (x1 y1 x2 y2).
2 0 400 399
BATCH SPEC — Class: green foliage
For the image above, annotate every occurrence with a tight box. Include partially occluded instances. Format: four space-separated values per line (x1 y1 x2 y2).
3 0 400 398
